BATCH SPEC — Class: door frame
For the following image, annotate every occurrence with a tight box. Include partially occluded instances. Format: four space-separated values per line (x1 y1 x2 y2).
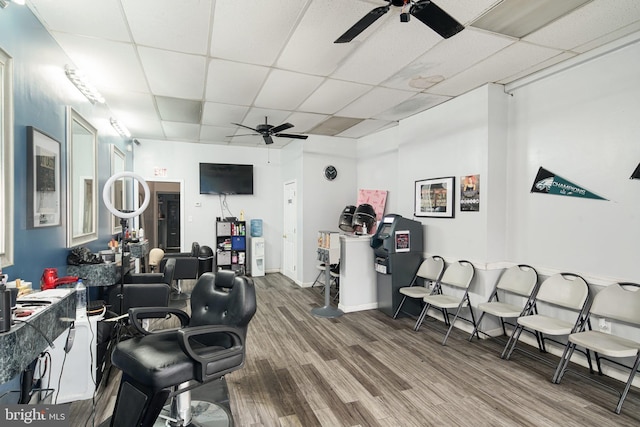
282 179 297 282
136 178 184 251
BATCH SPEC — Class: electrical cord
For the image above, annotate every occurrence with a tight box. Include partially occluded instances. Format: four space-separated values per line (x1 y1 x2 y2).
54 323 74 404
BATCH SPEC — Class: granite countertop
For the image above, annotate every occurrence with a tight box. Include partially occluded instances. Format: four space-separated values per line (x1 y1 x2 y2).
0 289 76 384
67 255 132 287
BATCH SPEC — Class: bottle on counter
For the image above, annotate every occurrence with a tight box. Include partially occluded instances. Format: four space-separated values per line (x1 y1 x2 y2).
0 281 11 333
75 279 87 319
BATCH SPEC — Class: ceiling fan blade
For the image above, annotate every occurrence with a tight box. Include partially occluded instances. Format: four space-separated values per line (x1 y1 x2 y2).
263 135 274 145
270 122 294 134
227 133 257 138
334 4 391 43
276 133 308 140
410 1 464 39
231 122 260 133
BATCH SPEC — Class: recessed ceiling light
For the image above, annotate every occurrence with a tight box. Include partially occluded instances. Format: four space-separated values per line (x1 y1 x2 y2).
471 0 593 39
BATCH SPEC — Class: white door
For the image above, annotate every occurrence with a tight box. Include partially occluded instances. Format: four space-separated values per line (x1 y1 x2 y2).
283 180 297 281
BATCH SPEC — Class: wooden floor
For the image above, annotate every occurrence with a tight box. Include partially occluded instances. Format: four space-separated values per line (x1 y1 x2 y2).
72 273 640 426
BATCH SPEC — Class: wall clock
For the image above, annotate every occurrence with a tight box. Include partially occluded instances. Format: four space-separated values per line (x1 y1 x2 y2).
324 165 338 181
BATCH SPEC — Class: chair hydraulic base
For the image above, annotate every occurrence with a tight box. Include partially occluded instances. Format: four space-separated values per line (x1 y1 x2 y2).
154 400 231 427
170 280 191 301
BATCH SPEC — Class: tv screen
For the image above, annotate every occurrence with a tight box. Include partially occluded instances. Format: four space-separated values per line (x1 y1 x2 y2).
199 163 253 195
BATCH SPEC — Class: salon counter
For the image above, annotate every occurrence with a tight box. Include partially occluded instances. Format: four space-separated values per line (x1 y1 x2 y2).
337 234 378 313
0 289 76 384
67 255 133 287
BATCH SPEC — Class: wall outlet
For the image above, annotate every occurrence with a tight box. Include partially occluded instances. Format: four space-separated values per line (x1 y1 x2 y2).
598 317 611 334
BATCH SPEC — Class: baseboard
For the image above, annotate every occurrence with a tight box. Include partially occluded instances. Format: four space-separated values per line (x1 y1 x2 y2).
338 302 378 313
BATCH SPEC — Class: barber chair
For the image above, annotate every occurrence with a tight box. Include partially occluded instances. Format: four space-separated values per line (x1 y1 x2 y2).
105 271 256 427
107 258 176 316
161 242 201 301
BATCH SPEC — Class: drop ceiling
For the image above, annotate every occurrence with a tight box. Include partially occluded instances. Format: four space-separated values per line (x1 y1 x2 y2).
25 0 640 148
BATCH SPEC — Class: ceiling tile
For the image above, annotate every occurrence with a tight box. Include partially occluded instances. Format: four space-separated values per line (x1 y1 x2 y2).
277 0 379 75
51 33 147 93
573 20 640 53
102 91 163 139
337 119 397 138
205 59 270 105
524 0 640 51
337 87 415 119
254 69 324 110
202 103 250 127
331 12 443 85
428 42 565 97
431 0 502 26
200 125 237 143
138 46 206 99
210 0 308 66
497 51 576 84
155 96 202 123
381 28 514 92
298 79 371 115
374 93 451 121
237 108 292 131
122 0 212 55
282 112 329 134
162 122 200 141
28 0 130 41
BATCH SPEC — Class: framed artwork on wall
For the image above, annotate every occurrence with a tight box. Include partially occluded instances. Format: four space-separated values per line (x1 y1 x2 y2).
414 176 455 218
27 126 61 228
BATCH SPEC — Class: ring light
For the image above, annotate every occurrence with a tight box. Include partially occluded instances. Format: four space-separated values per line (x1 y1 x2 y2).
102 171 150 219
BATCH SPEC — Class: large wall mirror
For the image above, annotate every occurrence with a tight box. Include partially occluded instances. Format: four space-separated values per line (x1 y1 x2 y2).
0 47 14 266
67 107 97 247
110 145 126 234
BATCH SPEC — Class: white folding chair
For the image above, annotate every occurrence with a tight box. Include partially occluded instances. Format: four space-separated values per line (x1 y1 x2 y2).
393 255 445 319
415 260 476 345
501 272 591 383
469 264 539 341
555 282 640 414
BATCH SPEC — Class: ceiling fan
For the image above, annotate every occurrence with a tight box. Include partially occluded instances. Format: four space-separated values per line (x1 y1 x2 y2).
335 0 464 43
230 117 309 145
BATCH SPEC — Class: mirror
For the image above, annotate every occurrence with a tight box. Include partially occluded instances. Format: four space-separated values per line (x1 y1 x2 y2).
67 107 97 247
110 146 126 234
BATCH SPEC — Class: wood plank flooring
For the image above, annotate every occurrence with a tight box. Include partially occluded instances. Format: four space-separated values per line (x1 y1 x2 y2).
71 273 640 426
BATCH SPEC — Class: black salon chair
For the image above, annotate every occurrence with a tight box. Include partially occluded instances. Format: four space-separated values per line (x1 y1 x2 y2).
106 271 256 427
107 258 176 315
161 242 201 300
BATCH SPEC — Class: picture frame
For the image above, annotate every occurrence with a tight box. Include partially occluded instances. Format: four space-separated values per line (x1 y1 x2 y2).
414 176 455 218
27 126 61 228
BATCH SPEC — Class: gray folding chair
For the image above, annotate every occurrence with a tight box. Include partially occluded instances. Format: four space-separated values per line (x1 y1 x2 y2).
393 255 445 319
555 282 640 414
501 272 591 383
415 260 476 345
469 264 539 341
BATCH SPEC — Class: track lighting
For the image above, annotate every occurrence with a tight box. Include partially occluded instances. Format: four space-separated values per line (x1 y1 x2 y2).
110 117 131 138
64 65 105 104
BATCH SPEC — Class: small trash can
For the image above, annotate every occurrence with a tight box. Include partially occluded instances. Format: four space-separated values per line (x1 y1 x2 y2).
198 245 214 276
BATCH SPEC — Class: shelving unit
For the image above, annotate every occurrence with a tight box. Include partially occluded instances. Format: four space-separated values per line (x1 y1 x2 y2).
216 220 246 273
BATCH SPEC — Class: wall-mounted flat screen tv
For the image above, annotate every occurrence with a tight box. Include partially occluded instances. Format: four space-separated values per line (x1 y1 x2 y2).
199 163 254 195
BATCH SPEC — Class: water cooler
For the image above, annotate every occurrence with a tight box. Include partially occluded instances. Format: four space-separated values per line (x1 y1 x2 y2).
249 237 265 277
371 214 424 317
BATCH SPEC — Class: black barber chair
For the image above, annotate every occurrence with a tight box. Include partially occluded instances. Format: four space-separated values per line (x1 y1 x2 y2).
161 242 201 300
107 258 176 316
105 271 256 427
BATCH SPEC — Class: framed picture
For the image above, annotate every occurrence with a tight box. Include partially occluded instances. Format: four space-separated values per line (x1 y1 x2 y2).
414 176 455 218
27 126 61 228
460 174 480 212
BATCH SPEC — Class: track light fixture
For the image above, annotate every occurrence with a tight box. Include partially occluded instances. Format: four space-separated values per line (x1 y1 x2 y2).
110 117 131 138
64 65 105 104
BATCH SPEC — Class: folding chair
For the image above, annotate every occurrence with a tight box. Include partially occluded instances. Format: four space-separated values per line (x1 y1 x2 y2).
469 264 539 341
501 272 591 383
415 260 476 345
393 255 445 319
555 282 640 414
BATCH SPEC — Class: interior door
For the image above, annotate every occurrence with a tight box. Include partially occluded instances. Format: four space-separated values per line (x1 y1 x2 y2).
283 180 297 281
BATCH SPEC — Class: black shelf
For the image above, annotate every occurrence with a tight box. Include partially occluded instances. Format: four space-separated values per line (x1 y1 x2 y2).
216 220 246 273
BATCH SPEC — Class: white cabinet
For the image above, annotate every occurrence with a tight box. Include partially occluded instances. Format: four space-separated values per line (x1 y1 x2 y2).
337 235 378 313
249 237 265 277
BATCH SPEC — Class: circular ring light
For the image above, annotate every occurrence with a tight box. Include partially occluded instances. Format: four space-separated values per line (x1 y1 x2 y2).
102 171 150 219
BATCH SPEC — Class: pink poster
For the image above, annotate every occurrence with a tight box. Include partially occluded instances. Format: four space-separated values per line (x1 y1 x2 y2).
357 189 387 233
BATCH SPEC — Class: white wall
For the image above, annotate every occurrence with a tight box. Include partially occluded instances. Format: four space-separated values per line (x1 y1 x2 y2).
133 140 283 272
506 37 640 284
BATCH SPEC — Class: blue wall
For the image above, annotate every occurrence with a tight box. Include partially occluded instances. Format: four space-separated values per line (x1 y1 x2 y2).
0 6 132 286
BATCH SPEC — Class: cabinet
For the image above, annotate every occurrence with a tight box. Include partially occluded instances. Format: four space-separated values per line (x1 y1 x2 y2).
216 220 246 273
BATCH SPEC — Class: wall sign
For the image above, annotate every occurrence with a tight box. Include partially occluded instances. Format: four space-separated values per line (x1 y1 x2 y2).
530 167 607 200
460 174 480 212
